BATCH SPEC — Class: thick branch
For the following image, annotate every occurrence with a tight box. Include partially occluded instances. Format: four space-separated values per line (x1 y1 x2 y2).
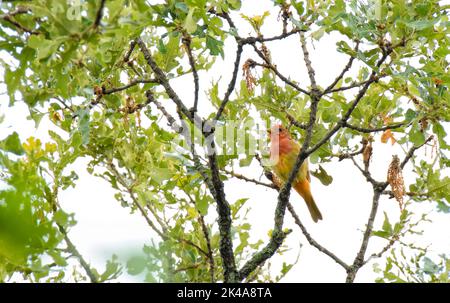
206 150 238 282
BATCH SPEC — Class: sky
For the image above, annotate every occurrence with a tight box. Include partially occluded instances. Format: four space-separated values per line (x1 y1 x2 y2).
1 0 450 283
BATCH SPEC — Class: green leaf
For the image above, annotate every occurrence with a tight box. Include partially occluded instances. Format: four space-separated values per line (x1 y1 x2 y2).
175 2 188 13
311 165 333 185
382 211 392 235
405 19 439 30
27 35 62 60
196 196 208 216
75 108 90 145
127 256 147 275
184 8 197 34
0 132 25 155
53 209 69 226
405 109 417 122
206 35 224 57
423 257 440 274
409 128 425 146
311 27 325 40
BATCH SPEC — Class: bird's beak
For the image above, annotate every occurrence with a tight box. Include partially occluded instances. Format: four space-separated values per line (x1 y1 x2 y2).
267 129 271 135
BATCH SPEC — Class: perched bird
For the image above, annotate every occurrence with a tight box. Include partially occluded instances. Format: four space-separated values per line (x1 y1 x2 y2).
269 124 323 222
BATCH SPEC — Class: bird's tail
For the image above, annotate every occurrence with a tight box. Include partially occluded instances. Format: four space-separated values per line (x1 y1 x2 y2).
294 180 323 223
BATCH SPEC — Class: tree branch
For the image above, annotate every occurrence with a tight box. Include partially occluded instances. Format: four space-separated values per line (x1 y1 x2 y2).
346 189 385 283
102 79 159 95
59 225 99 283
299 32 319 93
324 41 360 93
222 169 276 189
136 38 193 122
93 0 107 28
306 49 392 157
240 28 304 44
138 44 239 281
1 7 39 35
287 203 350 270
185 192 215 282
107 161 167 240
251 44 310 95
286 112 307 129
214 43 243 122
254 155 349 271
344 121 407 133
239 53 322 279
182 35 200 113
400 136 434 169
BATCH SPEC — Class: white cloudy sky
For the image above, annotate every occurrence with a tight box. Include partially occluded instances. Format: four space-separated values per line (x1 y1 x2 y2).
1 0 449 283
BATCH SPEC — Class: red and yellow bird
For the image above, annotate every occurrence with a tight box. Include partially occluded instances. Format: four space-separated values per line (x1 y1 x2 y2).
269 124 323 222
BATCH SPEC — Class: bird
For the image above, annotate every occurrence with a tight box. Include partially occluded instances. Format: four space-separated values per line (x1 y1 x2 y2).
269 124 323 222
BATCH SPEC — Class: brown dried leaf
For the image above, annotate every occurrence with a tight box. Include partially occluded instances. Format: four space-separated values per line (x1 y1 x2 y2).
387 155 405 210
419 118 428 132
381 129 396 145
363 140 373 170
242 59 257 92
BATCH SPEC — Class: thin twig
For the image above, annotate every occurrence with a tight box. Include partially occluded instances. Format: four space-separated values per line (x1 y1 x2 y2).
344 121 407 133
251 44 310 95
400 136 434 169
362 235 398 266
306 49 392 157
299 32 319 94
214 43 243 122
93 0 107 28
108 162 167 240
286 112 307 129
182 35 200 113
240 28 304 44
223 169 276 189
324 41 360 93
1 9 39 35
185 192 215 282
137 38 193 122
287 203 350 270
59 225 99 283
102 79 159 95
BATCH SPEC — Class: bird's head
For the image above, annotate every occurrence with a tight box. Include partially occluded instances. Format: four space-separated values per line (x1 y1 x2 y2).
268 124 290 141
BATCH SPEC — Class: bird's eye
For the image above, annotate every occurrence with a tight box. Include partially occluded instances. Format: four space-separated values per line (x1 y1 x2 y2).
278 127 282 132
